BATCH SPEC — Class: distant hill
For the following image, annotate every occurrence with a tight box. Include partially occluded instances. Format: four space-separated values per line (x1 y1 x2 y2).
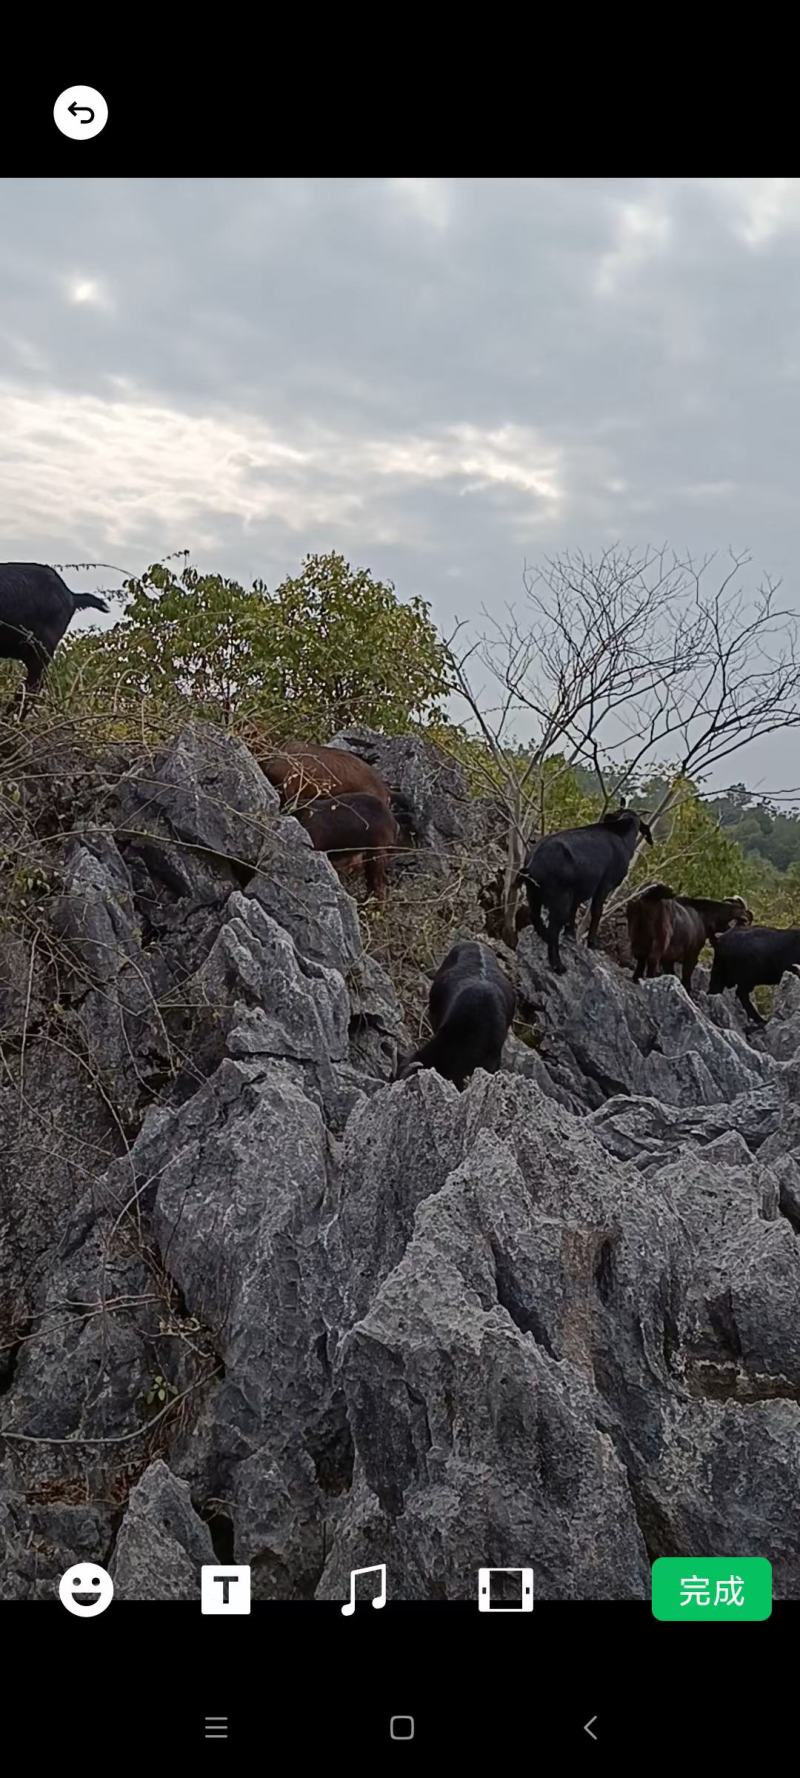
707 784 800 873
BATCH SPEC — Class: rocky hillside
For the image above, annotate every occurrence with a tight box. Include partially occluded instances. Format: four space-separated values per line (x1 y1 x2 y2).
1 721 799 1600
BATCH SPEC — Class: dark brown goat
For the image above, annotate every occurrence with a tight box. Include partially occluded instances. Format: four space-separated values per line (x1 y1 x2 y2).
292 792 400 899
261 741 391 809
626 883 752 992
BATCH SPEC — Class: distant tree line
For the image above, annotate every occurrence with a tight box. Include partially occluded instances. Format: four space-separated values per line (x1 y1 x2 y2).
707 784 800 872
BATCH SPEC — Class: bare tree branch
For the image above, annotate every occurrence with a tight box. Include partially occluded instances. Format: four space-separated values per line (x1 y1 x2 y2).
445 547 800 941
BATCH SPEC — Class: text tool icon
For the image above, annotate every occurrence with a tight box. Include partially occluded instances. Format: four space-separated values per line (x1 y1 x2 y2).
201 1565 251 1614
341 1562 387 1616
477 1567 534 1612
204 1718 228 1740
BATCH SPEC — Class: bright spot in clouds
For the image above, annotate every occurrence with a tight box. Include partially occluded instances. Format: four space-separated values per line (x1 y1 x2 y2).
67 277 106 306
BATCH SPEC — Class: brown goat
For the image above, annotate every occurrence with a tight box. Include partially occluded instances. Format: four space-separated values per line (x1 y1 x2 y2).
292 792 400 899
626 883 752 993
261 741 391 809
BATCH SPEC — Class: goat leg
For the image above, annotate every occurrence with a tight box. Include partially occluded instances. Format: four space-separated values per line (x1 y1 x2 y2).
563 894 581 941
737 985 766 1027
525 883 548 941
547 922 566 975
586 894 606 949
364 852 388 901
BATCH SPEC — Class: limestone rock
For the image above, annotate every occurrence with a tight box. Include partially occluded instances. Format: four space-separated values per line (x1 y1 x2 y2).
3 719 800 1606
111 1460 215 1599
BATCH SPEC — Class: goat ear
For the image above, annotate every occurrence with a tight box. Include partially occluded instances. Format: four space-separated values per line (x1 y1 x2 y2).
640 819 654 846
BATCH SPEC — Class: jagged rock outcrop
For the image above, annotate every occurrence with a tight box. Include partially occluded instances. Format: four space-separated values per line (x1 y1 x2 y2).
328 726 496 862
1 720 799 1602
516 927 795 1108
111 1460 216 1599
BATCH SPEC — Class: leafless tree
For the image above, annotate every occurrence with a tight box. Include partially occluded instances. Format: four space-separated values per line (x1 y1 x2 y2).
448 546 800 942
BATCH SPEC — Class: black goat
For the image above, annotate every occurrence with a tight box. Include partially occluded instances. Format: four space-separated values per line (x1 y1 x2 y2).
398 940 516 1089
0 563 109 706
708 925 800 1026
522 808 653 973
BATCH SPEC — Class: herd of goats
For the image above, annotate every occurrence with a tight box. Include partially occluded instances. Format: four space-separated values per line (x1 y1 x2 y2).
2 561 800 1093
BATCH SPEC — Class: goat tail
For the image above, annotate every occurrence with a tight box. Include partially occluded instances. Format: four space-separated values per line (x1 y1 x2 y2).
73 592 110 614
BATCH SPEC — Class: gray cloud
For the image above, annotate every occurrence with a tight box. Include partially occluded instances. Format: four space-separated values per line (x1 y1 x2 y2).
1 176 799 789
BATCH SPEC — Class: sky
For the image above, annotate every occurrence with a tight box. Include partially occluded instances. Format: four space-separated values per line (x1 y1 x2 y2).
2 176 800 795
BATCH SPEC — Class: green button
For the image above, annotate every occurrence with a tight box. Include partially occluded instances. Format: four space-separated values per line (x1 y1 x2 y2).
652 1557 772 1621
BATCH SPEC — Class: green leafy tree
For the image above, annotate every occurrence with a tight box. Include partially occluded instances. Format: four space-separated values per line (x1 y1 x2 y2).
431 733 600 830
741 855 800 926
628 779 745 899
60 551 451 738
706 786 800 871
254 553 452 736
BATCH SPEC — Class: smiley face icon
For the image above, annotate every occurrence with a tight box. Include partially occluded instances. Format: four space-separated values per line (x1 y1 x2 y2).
58 1563 114 1617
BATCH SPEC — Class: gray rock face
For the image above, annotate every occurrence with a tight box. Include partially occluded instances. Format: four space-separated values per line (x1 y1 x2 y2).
147 1057 340 1595
517 928 786 1108
328 1126 651 1598
344 951 408 1081
2 720 800 1603
50 830 171 1118
113 720 279 864
111 1460 216 1599
188 892 351 1066
248 816 361 971
109 720 278 906
0 1496 115 1601
328 727 489 860
590 1087 789 1168
760 1105 800 1229
764 971 800 1062
0 929 47 1040
0 1044 119 1361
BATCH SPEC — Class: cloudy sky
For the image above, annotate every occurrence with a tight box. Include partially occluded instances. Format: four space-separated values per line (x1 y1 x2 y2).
2 176 799 790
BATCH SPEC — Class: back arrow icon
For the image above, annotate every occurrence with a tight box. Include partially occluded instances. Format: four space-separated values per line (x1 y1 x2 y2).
584 1716 598 1740
67 101 95 123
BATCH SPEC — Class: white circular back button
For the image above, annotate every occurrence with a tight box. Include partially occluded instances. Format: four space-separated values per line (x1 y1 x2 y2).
54 86 108 140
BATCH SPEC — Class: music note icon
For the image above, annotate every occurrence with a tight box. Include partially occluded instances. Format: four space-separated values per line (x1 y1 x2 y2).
341 1563 387 1616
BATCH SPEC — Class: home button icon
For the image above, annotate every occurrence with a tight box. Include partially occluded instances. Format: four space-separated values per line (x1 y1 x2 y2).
390 1715 415 1740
